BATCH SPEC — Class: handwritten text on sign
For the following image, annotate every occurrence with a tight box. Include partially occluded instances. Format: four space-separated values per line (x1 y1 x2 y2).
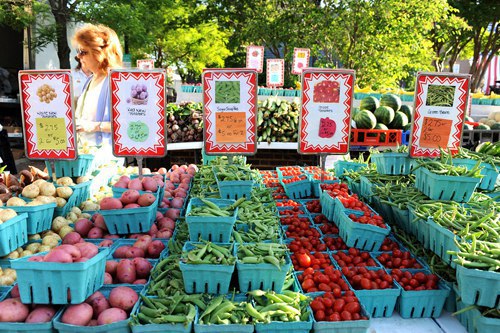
419 116 453 148
215 112 246 143
36 117 67 149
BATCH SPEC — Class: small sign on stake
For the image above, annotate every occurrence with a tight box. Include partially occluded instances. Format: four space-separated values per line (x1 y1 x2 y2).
246 46 264 73
409 72 471 158
137 59 155 70
291 48 310 75
19 70 77 161
203 68 258 156
109 69 166 177
266 59 285 88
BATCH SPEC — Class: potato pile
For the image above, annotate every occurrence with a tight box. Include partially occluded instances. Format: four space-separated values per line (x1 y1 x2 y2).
0 267 16 286
1 231 62 261
0 208 17 224
51 206 93 239
36 84 57 103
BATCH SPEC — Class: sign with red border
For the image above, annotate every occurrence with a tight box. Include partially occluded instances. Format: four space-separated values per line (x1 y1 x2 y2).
410 72 471 158
203 69 257 155
266 59 285 87
299 69 355 154
19 70 77 160
109 69 166 157
246 46 264 73
136 59 155 70
291 48 310 75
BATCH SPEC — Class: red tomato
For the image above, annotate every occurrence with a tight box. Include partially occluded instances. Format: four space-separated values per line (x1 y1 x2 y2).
341 310 352 321
345 302 361 314
296 253 311 268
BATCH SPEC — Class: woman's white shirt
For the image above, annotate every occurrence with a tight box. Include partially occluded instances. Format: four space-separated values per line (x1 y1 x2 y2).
75 79 104 146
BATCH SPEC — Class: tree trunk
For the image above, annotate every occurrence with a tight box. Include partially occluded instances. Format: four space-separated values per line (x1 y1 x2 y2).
49 1 71 69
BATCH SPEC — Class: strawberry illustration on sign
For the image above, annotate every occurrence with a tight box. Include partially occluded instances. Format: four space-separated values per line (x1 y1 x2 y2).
313 80 340 103
319 117 336 138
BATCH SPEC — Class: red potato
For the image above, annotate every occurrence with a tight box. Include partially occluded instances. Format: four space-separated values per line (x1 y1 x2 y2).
158 167 167 174
133 279 147 284
127 179 143 191
61 303 93 326
133 235 153 251
108 287 138 312
100 197 123 210
97 308 127 325
104 272 113 284
75 257 89 262
91 296 110 318
164 209 180 220
28 256 44 262
148 224 158 237
116 259 136 283
157 217 175 231
128 234 142 239
0 298 30 322
88 319 98 326
124 203 141 209
125 247 145 259
155 228 172 239
86 227 104 239
118 175 131 183
93 214 108 232
99 240 114 247
113 246 131 259
25 306 57 323
170 197 184 209
74 218 94 238
141 177 158 192
113 181 128 189
63 232 83 245
106 261 119 275
120 189 140 205
155 211 163 220
104 235 119 240
132 258 153 279
44 249 73 263
74 242 99 259
10 285 19 298
147 240 165 258
85 291 105 305
137 193 156 207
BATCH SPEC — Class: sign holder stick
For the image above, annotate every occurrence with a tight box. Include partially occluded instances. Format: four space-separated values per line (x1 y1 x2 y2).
320 154 327 183
136 157 144 179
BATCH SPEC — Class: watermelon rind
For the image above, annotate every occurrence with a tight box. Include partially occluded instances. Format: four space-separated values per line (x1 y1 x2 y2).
491 122 500 130
476 124 490 130
402 123 412 131
374 106 395 125
380 93 402 112
389 111 409 129
354 110 377 129
360 96 379 112
374 123 388 130
400 104 413 121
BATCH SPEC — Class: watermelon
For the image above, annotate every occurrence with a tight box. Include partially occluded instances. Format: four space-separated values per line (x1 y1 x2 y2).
374 123 388 141
491 122 500 130
380 93 402 112
476 124 490 130
400 104 412 121
389 111 409 129
360 96 379 112
354 110 377 129
465 115 474 123
403 123 412 131
352 107 360 118
374 106 395 125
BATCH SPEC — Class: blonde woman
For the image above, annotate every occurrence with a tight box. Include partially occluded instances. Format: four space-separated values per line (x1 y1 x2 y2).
72 23 122 149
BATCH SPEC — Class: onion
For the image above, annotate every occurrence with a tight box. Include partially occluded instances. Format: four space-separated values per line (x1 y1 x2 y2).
171 197 184 209
164 208 180 220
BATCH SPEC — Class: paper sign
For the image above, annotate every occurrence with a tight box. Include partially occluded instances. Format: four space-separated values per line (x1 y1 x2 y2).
419 117 453 148
410 72 471 158
18 70 76 160
292 48 310 75
137 59 154 70
36 118 67 149
266 59 285 87
109 69 166 157
246 46 264 73
203 69 257 155
215 112 246 142
299 68 355 154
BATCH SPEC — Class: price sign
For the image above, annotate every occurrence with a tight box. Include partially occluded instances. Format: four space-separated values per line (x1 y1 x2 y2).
203 69 257 155
299 68 355 154
410 72 471 158
291 48 310 75
19 70 76 160
246 46 264 73
266 59 285 87
109 69 166 157
137 59 155 70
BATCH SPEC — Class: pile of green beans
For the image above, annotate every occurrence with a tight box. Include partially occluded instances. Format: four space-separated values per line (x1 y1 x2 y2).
147 255 185 297
131 294 201 326
413 158 483 178
182 241 235 265
249 289 311 323
450 237 500 272
237 243 288 269
198 295 251 325
168 221 189 255
213 165 254 181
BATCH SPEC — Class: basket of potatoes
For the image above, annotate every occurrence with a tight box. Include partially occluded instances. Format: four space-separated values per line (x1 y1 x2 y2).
45 154 95 178
0 210 28 257
0 266 17 287
0 231 62 267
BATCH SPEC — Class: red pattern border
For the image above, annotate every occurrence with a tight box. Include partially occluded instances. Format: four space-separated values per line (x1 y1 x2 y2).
266 59 285 87
246 46 264 73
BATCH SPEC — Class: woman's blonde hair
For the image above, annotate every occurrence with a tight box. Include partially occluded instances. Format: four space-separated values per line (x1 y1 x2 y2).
72 24 123 75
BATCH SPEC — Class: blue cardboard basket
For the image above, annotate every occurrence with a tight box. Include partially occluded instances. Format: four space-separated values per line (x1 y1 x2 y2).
100 189 159 234
255 312 313 333
453 158 499 191
359 176 381 203
414 167 480 202
53 285 142 333
370 152 414 175
408 207 431 249
53 181 92 217
179 242 235 294
395 273 450 319
217 180 254 200
391 205 410 232
371 197 395 226
281 179 312 200
12 247 109 304
337 210 390 252
427 219 460 268
10 203 56 235
0 302 63 333
456 264 500 309
185 198 237 243
0 213 28 257
46 154 95 178
309 177 339 198
333 160 366 178
236 244 291 293
351 281 401 318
